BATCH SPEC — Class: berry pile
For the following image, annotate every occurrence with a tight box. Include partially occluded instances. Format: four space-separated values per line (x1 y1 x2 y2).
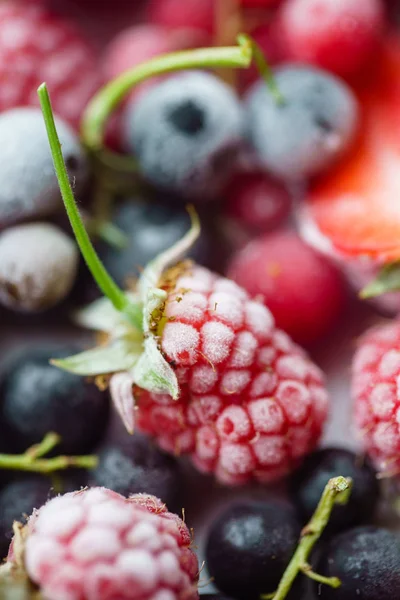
1 0 400 599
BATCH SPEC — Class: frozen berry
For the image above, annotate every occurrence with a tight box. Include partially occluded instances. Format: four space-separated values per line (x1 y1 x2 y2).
124 71 245 199
90 432 182 513
289 448 380 535
314 526 400 599
206 501 301 599
227 231 345 345
224 172 292 234
245 65 359 180
147 0 214 34
98 198 213 288
278 0 385 78
0 223 79 312
10 488 199 600
0 345 109 454
0 107 87 230
0 1 100 129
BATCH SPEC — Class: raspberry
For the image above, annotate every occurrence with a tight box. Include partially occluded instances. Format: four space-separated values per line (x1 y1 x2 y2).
0 1 100 129
12 488 198 600
147 0 214 35
227 232 345 346
134 265 329 485
278 0 385 78
352 320 400 476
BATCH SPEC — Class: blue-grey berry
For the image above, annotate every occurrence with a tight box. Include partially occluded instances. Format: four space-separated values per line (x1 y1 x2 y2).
0 107 88 229
245 66 359 181
124 71 245 199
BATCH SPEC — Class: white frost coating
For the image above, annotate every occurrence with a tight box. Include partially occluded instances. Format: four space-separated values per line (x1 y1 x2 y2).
245 301 274 340
276 381 312 424
0 222 78 312
125 522 158 547
35 505 84 538
276 355 308 380
88 502 133 530
177 266 215 294
229 331 258 368
117 550 157 589
166 291 207 324
25 538 67 581
251 435 286 466
201 321 235 364
162 322 200 365
289 425 313 459
216 406 251 441
257 346 277 367
70 526 121 562
190 365 218 394
220 370 251 395
353 344 381 373
152 590 176 600
109 372 136 435
310 385 329 422
212 277 248 300
379 350 400 378
188 395 222 426
209 292 244 329
248 398 285 433
369 383 396 419
196 425 219 460
250 372 278 398
218 442 255 475
272 331 293 353
158 551 181 586
372 422 399 456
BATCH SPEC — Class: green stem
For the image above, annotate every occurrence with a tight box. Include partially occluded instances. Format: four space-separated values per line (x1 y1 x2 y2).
0 433 98 474
37 83 142 330
299 564 341 588
261 476 352 600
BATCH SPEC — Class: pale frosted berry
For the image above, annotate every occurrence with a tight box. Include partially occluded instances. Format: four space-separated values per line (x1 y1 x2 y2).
278 0 385 78
147 0 214 34
135 265 329 485
12 487 198 600
227 231 345 345
0 1 100 129
0 107 88 229
245 65 359 180
352 320 400 475
0 223 78 312
124 71 245 199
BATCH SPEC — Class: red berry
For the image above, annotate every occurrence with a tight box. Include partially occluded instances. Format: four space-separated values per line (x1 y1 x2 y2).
241 0 282 6
147 0 214 34
227 232 345 345
352 321 400 476
224 172 292 233
278 0 385 78
11 488 198 600
0 1 100 129
127 265 329 485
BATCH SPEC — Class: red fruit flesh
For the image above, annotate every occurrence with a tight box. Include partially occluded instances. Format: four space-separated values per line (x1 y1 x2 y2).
278 0 385 78
305 37 400 262
227 232 345 345
147 0 214 34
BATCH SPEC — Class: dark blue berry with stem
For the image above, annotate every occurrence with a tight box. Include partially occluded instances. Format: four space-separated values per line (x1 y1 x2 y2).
245 65 359 181
0 107 88 230
314 526 400 599
0 345 109 454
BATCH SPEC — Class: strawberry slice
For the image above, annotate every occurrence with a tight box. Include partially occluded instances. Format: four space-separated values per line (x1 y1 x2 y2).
306 36 400 262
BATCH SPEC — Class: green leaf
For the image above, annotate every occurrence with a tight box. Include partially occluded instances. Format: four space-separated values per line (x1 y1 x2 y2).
360 261 400 299
51 340 141 376
132 337 179 399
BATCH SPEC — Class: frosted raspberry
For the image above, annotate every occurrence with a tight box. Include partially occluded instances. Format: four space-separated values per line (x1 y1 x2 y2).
11 487 198 600
136 265 329 485
0 1 100 129
352 320 400 476
147 0 214 34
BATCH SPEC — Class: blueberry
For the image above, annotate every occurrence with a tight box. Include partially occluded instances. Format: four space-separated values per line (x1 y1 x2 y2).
0 345 109 454
245 66 359 180
90 432 182 513
0 476 52 559
97 197 214 289
124 71 245 199
314 526 400 599
0 107 88 229
205 500 302 599
289 448 380 535
0 223 79 312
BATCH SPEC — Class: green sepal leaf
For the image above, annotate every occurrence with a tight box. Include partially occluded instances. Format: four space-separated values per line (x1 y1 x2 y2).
360 261 400 299
51 339 141 376
74 295 142 336
132 337 179 399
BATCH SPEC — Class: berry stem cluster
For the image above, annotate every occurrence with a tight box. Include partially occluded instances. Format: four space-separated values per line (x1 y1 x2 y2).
262 476 353 600
0 432 98 474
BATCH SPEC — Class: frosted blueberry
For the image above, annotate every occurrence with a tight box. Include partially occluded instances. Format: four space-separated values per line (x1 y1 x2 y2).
0 107 88 229
245 65 359 180
124 71 245 199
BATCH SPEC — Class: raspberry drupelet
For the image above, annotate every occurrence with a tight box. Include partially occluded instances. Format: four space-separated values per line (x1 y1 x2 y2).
352 320 400 477
135 262 329 485
6 488 199 600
